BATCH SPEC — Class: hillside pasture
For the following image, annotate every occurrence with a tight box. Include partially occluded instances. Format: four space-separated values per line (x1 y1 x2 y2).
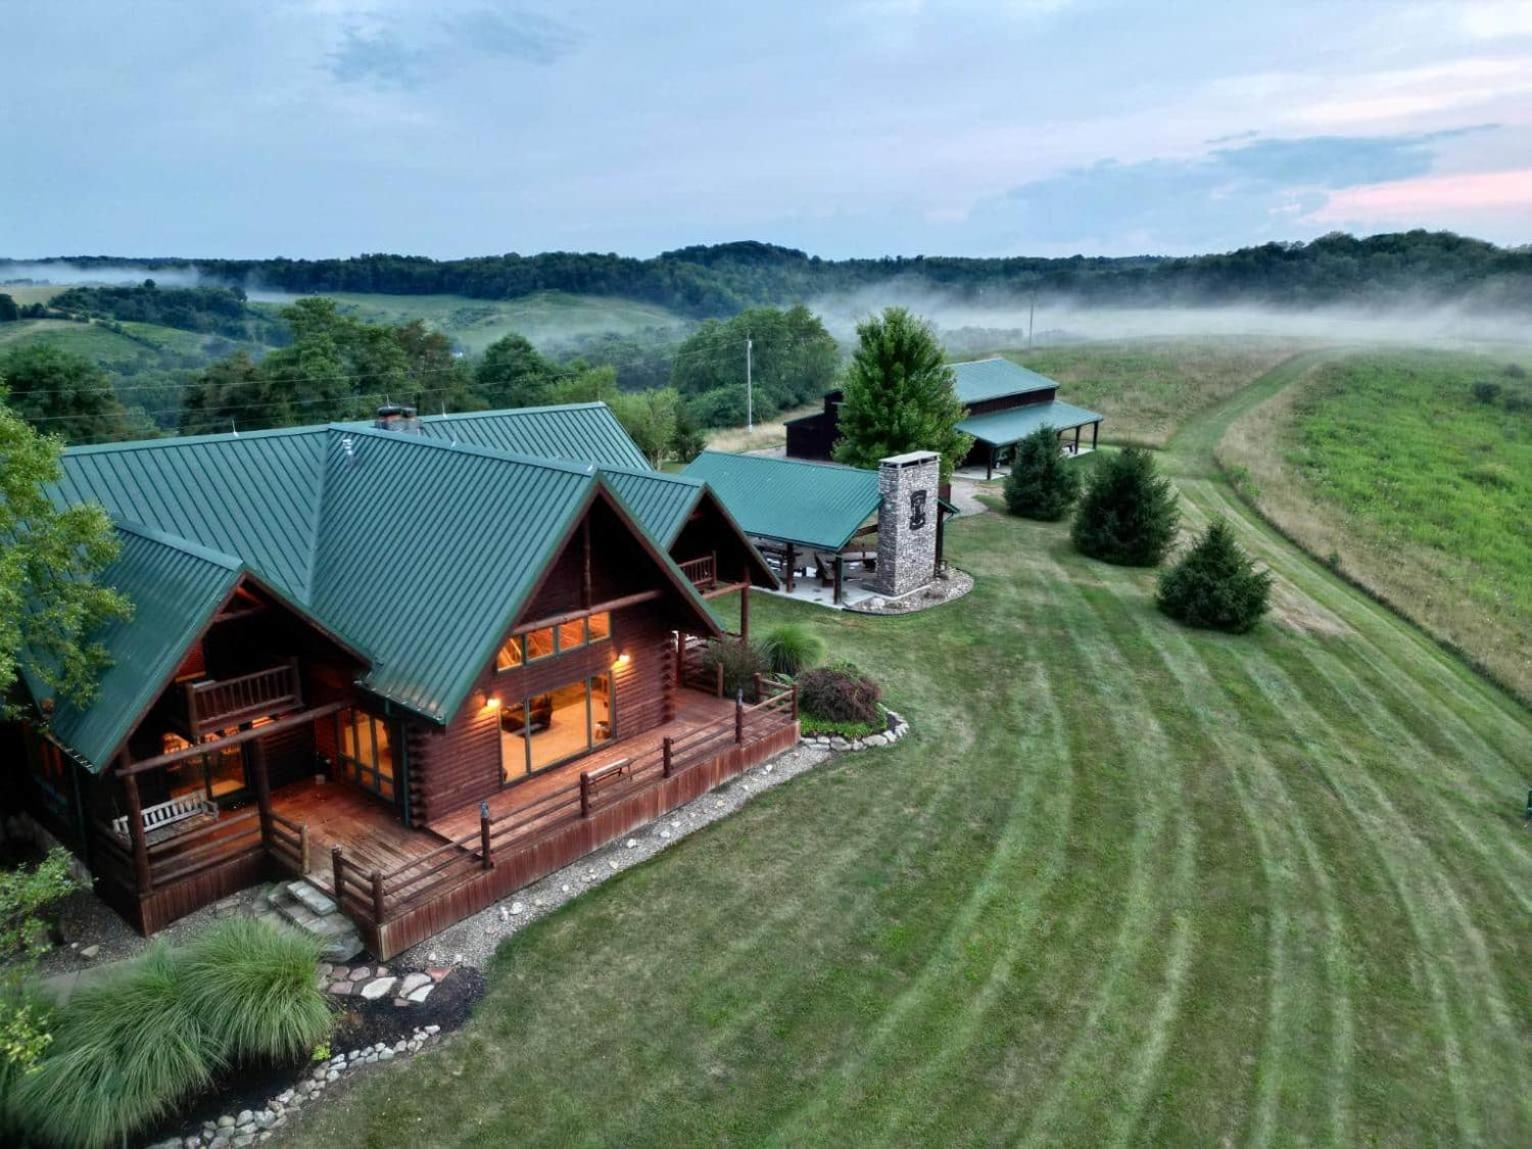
1218 348 1532 703
0 282 66 306
249 290 690 355
1005 337 1304 445
280 357 1532 1148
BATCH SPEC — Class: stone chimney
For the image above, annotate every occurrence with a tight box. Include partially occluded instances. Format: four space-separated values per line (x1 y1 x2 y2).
875 451 939 599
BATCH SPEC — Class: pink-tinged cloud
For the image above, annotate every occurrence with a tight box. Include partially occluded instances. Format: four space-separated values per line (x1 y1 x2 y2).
1310 168 1532 222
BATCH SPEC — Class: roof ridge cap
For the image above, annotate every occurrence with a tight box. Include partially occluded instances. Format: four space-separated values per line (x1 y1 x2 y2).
112 520 245 571
330 425 598 477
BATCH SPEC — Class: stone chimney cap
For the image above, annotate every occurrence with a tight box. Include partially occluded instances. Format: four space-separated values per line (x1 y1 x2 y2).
879 450 940 467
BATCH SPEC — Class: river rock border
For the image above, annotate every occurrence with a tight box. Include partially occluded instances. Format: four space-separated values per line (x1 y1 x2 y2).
801 708 909 753
151 1026 444 1149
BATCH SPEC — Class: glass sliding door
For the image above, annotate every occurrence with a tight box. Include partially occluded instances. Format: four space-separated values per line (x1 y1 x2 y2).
337 709 396 802
499 673 615 784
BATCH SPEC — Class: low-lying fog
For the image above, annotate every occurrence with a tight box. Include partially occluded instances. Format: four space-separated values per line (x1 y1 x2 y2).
811 287 1532 352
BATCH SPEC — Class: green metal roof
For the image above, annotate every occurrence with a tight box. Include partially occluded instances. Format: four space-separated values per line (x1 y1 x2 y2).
54 427 330 600
405 403 650 470
680 452 881 552
599 467 705 547
38 407 741 761
956 399 1105 447
951 357 1059 406
309 429 599 719
30 524 243 770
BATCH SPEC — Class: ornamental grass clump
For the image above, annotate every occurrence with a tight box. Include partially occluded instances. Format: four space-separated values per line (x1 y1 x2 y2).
759 623 825 677
1004 425 1081 521
10 944 213 1149
1157 517 1272 633
1072 447 1179 567
180 918 332 1063
797 662 882 725
700 637 770 700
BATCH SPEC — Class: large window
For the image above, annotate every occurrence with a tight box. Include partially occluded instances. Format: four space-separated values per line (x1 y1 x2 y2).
160 729 250 806
337 709 396 801
495 611 611 673
500 674 613 782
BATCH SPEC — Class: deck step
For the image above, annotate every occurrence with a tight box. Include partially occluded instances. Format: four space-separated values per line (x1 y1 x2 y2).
253 879 364 962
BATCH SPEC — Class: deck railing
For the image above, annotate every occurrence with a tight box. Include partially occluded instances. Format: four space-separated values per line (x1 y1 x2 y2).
678 553 718 591
178 661 303 736
333 680 798 928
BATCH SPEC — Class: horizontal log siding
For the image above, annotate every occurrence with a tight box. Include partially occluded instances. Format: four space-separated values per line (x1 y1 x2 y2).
963 388 1056 417
371 719 798 958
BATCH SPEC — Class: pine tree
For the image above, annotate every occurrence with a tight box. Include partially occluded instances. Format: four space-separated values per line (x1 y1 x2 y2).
1071 447 1179 566
1003 424 1080 520
1157 517 1271 632
832 308 971 480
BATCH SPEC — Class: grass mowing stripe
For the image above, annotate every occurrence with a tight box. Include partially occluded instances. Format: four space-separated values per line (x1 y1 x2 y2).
1146 617 1354 1147
1238 645 1509 1146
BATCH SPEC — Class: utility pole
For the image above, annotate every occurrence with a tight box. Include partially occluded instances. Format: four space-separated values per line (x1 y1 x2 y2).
745 336 754 431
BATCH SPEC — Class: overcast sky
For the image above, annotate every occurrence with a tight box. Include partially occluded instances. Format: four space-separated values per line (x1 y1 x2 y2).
3 0 1530 260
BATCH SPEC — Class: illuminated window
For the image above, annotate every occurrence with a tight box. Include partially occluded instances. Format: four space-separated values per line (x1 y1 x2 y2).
558 619 586 650
587 611 611 642
524 628 556 661
496 636 524 671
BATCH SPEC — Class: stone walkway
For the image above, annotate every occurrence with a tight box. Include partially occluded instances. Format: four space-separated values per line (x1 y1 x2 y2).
321 961 450 1006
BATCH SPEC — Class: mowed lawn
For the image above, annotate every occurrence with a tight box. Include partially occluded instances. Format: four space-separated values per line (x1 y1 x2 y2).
282 362 1532 1148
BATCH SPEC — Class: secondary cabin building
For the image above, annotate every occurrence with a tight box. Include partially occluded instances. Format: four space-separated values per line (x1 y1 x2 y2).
785 356 1104 479
4 404 790 958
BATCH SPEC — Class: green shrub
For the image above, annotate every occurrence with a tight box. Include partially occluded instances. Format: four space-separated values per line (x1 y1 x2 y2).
1156 518 1271 633
797 662 882 724
1471 380 1502 405
1072 447 1179 567
0 848 77 963
1003 425 1081 520
759 623 825 676
799 709 887 740
1505 362 1528 379
700 637 770 701
180 919 332 1063
11 945 213 1149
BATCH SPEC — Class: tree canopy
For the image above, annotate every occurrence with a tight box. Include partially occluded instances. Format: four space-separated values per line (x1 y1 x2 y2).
832 307 971 479
670 304 839 427
178 298 478 435
477 332 562 408
0 382 131 710
0 344 152 444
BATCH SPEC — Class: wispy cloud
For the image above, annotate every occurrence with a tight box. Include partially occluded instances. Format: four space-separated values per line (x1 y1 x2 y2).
1309 167 1532 222
326 4 579 88
447 7 578 65
329 27 429 89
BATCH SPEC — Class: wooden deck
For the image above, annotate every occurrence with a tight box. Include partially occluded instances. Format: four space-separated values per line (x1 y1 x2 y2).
431 688 735 839
267 778 442 884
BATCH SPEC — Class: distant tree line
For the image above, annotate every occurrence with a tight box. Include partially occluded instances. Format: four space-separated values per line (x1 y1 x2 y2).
14 231 1531 317
44 282 286 343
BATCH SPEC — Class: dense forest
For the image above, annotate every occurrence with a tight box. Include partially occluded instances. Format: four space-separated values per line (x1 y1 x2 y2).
9 231 1530 318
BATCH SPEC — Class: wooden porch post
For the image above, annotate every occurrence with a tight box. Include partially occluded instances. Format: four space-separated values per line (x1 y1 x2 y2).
673 631 684 697
1074 425 1082 454
735 690 745 744
739 583 750 641
1092 421 1100 450
833 554 844 605
331 844 346 905
785 543 796 592
479 801 493 870
120 758 152 893
986 445 996 481
250 738 272 845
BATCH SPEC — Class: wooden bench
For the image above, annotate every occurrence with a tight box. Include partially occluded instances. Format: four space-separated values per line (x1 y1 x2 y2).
578 757 633 816
112 794 218 843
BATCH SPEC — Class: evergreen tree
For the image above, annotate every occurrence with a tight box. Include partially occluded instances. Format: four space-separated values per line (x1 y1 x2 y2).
1071 447 1179 566
1003 424 1080 520
1156 517 1271 632
832 307 971 479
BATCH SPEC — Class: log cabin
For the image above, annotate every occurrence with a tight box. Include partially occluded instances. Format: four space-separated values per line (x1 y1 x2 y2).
6 405 790 958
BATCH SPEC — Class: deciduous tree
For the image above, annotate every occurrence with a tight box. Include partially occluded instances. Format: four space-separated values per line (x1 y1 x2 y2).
832 307 971 479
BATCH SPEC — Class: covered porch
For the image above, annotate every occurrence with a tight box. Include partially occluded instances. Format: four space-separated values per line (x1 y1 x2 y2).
956 400 1105 480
